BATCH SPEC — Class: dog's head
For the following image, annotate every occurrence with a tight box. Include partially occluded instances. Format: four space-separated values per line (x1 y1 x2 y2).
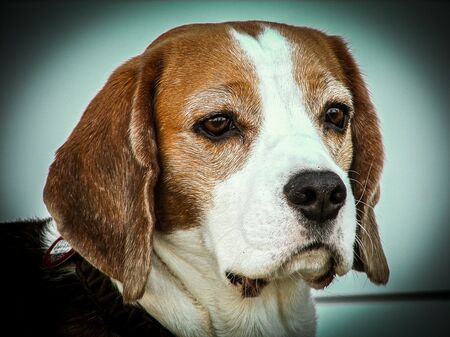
44 21 388 302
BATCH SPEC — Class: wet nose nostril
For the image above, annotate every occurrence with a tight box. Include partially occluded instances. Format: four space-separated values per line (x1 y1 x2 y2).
296 188 316 206
330 186 346 205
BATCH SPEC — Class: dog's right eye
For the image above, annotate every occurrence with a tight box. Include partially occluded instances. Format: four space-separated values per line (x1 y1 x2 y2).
323 103 350 132
195 113 238 140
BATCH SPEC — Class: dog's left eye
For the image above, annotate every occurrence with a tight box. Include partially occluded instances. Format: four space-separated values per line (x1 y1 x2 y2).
324 105 349 131
196 114 237 139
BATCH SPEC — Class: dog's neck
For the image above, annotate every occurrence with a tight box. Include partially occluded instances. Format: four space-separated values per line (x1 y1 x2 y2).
137 229 316 337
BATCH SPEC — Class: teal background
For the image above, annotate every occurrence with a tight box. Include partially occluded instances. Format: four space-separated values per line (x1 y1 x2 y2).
1 1 449 336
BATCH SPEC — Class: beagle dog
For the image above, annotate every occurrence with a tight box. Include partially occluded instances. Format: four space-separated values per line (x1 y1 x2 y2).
5 21 389 337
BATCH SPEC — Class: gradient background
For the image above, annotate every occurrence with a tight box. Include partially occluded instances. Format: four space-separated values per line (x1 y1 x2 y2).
1 1 449 336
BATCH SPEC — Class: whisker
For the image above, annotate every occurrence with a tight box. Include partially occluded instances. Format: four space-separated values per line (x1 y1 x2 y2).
356 221 375 257
349 177 364 188
355 160 374 208
353 236 365 262
355 200 376 212
347 169 362 176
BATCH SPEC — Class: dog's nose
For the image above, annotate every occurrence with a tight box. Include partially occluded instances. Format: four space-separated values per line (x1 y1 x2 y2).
283 171 347 222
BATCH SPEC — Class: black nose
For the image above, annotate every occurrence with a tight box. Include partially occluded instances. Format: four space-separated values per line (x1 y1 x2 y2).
283 171 347 222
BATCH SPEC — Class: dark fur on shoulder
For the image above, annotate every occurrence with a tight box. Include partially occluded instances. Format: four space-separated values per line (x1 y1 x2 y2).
1 219 171 337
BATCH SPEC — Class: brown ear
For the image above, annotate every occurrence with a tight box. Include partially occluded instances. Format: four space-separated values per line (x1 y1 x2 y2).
328 36 389 285
43 52 161 301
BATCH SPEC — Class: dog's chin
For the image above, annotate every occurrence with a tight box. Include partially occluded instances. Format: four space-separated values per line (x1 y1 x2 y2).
282 245 337 289
225 244 344 297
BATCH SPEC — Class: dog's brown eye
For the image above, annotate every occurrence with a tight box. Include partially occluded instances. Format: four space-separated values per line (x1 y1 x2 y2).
324 106 348 131
197 114 237 139
203 116 231 135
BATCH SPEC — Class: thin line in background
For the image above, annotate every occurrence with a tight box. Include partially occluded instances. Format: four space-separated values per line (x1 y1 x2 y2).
314 290 450 304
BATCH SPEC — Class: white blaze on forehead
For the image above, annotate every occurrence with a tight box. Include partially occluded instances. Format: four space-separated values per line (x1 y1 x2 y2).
230 27 320 143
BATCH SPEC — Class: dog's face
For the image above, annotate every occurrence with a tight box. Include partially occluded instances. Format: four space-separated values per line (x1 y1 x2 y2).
44 22 389 301
156 26 357 291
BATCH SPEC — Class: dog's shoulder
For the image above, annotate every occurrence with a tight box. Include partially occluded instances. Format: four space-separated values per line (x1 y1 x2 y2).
1 218 121 337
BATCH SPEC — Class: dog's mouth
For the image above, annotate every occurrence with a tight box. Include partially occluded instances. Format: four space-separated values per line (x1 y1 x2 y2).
225 271 268 298
225 243 338 297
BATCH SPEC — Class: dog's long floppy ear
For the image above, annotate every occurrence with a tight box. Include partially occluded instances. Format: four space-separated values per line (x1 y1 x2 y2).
329 36 389 285
44 50 162 301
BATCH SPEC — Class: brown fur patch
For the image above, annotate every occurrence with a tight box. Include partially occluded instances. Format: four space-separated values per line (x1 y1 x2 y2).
44 54 161 302
152 24 262 232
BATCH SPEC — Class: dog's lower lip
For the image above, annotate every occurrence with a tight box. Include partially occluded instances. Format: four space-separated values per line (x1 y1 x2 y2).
286 243 338 288
306 268 336 289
